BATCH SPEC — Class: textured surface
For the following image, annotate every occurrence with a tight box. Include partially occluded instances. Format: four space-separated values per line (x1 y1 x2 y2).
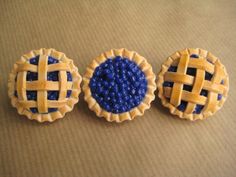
90 57 147 113
160 50 228 120
1 0 236 177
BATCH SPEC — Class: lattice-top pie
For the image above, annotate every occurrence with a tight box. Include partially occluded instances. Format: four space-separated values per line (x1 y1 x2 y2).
83 48 156 122
8 48 82 122
157 48 229 121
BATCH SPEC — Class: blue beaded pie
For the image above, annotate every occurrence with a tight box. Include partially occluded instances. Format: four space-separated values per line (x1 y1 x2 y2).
83 49 156 122
157 48 229 121
8 48 82 122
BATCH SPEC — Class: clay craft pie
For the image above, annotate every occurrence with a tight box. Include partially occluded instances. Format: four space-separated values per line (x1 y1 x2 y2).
83 48 156 122
157 48 229 121
8 48 82 122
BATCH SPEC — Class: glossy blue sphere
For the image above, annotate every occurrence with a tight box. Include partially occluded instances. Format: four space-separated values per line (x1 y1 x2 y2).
90 56 147 113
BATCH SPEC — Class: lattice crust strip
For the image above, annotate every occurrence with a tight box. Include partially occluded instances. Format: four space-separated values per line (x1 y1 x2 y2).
157 48 229 120
8 48 82 122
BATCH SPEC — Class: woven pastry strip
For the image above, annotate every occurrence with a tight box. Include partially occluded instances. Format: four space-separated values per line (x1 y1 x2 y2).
16 55 72 113
163 49 228 116
8 48 82 122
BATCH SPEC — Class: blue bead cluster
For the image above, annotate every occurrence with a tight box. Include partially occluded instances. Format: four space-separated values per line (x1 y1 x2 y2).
89 56 147 113
15 56 73 114
30 56 39 65
163 54 224 114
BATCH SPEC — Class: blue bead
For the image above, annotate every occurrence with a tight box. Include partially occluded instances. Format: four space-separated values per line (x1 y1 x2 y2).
117 78 123 84
48 108 58 112
103 103 111 111
131 89 136 95
103 81 109 88
205 72 213 81
89 57 147 113
90 82 97 91
163 81 173 87
133 99 140 106
110 81 115 87
127 71 132 77
120 106 126 112
124 96 130 101
134 82 140 87
183 85 192 92
47 91 59 100
105 96 111 102
97 82 102 88
103 90 109 96
106 73 114 80
109 92 115 97
26 91 37 100
138 89 145 95
187 68 196 76
177 101 187 112
97 87 103 94
67 72 72 81
190 54 199 58
29 56 39 65
168 66 177 72
97 97 104 104
200 90 208 97
116 92 122 98
119 62 126 69
112 85 119 93
131 66 138 72
66 90 72 98
94 93 99 99
26 71 38 81
217 94 222 100
140 82 147 89
193 105 204 114
114 56 122 63
30 108 38 113
131 76 136 82
94 68 101 77
128 62 135 69
48 57 59 64
117 98 123 104
47 71 59 81
104 69 110 74
107 59 113 63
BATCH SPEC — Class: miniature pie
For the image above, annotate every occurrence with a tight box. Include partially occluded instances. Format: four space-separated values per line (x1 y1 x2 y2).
8 48 82 122
83 48 156 122
157 48 229 121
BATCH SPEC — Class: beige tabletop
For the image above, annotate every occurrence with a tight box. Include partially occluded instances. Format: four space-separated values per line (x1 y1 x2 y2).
1 0 236 177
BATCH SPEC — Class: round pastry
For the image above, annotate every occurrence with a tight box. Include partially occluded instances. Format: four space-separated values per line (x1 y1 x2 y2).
8 48 82 122
83 48 156 122
157 48 229 121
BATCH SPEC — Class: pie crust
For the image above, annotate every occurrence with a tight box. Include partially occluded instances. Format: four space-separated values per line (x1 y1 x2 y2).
157 48 229 121
83 48 156 122
8 48 82 122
